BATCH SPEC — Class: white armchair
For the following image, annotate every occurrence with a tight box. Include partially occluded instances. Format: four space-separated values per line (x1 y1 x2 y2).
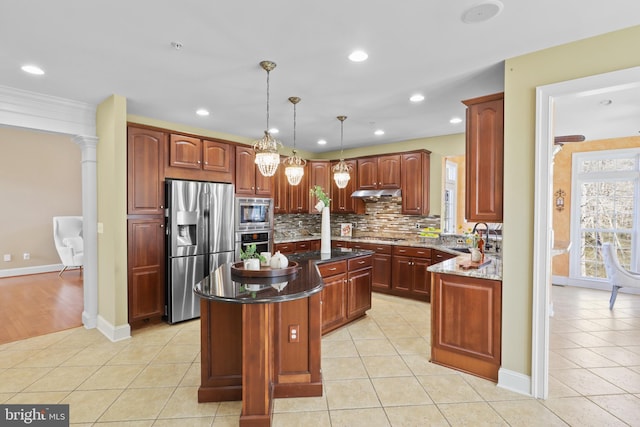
601 242 640 309
53 216 84 276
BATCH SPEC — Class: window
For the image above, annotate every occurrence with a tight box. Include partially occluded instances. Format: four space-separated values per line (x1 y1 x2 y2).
443 160 458 233
570 148 640 281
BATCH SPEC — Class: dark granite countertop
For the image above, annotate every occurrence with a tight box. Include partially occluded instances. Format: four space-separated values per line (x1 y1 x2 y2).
194 249 373 304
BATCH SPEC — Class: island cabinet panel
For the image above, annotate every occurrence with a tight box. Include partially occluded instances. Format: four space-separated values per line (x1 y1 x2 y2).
127 126 165 215
198 300 243 402
235 145 273 197
273 294 322 398
463 92 504 222
431 273 502 382
319 263 347 334
166 134 233 182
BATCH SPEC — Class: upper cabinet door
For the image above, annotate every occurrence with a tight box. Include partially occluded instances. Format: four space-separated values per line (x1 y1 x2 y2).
235 146 257 195
127 127 165 215
463 93 504 222
401 151 430 215
169 134 201 169
377 154 401 189
202 140 231 173
357 158 378 190
308 161 330 213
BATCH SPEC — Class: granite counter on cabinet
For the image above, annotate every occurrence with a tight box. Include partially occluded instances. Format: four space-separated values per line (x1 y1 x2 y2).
427 254 502 280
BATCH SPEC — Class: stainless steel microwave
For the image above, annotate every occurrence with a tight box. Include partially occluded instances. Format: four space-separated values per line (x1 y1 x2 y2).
235 197 274 231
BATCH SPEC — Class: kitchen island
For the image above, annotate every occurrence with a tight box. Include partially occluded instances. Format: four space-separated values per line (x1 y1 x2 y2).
194 249 373 427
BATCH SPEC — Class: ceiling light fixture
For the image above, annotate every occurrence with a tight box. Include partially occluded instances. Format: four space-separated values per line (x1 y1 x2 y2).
21 64 44 75
449 117 463 124
317 139 327 145
461 0 504 24
282 96 306 186
410 94 425 103
196 109 210 116
332 116 352 189
253 60 282 177
348 50 368 62
374 129 385 136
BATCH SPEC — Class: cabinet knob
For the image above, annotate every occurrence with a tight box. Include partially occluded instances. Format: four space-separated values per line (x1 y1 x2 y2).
197 160 201 164
204 161 208 165
358 260 365 264
159 205 164 209
160 224 164 228
329 267 337 271
251 187 255 190
256 187 261 190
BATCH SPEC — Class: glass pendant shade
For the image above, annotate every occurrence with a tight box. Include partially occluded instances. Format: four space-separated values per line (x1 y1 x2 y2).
333 115 351 188
253 60 281 177
253 130 280 177
283 96 306 185
332 160 351 189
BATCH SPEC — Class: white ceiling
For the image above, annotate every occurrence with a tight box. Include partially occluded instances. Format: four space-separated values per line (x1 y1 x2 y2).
1 1 639 152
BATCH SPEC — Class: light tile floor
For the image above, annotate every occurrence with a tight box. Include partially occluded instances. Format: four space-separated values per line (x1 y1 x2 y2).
0 288 638 426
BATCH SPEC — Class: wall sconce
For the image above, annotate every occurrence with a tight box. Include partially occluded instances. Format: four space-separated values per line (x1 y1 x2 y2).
555 189 565 212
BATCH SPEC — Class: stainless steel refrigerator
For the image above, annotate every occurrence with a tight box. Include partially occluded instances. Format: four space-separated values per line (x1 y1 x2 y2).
165 179 235 324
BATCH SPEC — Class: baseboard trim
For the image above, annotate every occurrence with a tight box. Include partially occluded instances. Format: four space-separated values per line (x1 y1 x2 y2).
498 367 531 397
0 264 65 278
97 315 131 342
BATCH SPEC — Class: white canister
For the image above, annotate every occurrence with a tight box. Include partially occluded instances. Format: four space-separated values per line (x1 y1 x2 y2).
470 248 482 263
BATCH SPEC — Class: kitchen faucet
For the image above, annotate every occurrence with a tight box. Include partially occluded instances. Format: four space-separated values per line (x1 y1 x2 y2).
471 222 496 251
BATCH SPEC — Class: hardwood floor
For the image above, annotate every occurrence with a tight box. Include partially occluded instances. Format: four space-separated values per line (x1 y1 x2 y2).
0 270 83 345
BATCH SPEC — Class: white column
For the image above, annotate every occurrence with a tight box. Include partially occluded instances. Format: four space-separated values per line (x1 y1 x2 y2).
73 135 98 329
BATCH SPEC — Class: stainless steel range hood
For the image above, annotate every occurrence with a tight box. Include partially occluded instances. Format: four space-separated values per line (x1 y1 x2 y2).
351 188 401 200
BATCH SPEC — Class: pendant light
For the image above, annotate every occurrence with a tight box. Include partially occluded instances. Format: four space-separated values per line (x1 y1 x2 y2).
332 115 351 188
282 96 306 185
253 60 281 177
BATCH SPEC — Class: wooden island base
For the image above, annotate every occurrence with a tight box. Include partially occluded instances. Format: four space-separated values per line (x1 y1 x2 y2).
198 295 322 427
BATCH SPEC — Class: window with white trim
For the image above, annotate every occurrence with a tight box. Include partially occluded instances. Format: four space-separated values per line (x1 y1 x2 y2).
570 148 640 281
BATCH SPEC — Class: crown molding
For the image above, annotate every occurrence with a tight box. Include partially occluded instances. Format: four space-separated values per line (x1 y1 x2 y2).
0 85 96 136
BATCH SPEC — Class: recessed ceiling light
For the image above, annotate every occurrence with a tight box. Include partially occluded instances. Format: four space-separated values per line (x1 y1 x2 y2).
348 50 368 62
599 99 613 106
269 128 279 134
196 109 210 116
449 117 463 124
317 139 327 145
374 130 385 136
461 0 504 24
410 94 425 103
21 64 44 75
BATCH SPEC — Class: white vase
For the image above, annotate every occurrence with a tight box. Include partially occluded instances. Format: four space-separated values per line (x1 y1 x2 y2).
321 206 331 254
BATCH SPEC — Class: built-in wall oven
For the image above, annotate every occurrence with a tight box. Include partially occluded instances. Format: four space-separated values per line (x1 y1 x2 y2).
234 197 274 260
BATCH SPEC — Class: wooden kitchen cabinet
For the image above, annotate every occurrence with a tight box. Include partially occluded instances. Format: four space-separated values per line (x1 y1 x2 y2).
234 145 273 197
127 218 165 324
273 158 289 214
166 134 233 182
463 92 504 222
431 273 502 382
346 256 373 319
330 159 361 214
391 246 432 301
317 260 348 334
401 150 431 215
351 242 392 292
357 154 401 190
431 249 457 265
308 161 331 213
274 240 318 255
127 126 165 215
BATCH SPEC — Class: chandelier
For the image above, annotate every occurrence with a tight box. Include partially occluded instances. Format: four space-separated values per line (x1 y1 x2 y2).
253 60 282 177
332 115 351 189
282 96 307 185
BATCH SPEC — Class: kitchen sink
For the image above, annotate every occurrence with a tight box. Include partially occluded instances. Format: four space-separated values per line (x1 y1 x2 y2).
446 247 471 253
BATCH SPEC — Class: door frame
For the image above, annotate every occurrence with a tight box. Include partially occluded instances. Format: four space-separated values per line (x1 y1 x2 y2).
532 66 640 399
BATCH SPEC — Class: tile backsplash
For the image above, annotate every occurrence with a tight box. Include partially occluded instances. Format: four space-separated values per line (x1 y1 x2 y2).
274 197 441 241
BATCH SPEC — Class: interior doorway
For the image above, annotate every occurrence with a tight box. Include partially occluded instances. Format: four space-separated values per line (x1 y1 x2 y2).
532 66 640 399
